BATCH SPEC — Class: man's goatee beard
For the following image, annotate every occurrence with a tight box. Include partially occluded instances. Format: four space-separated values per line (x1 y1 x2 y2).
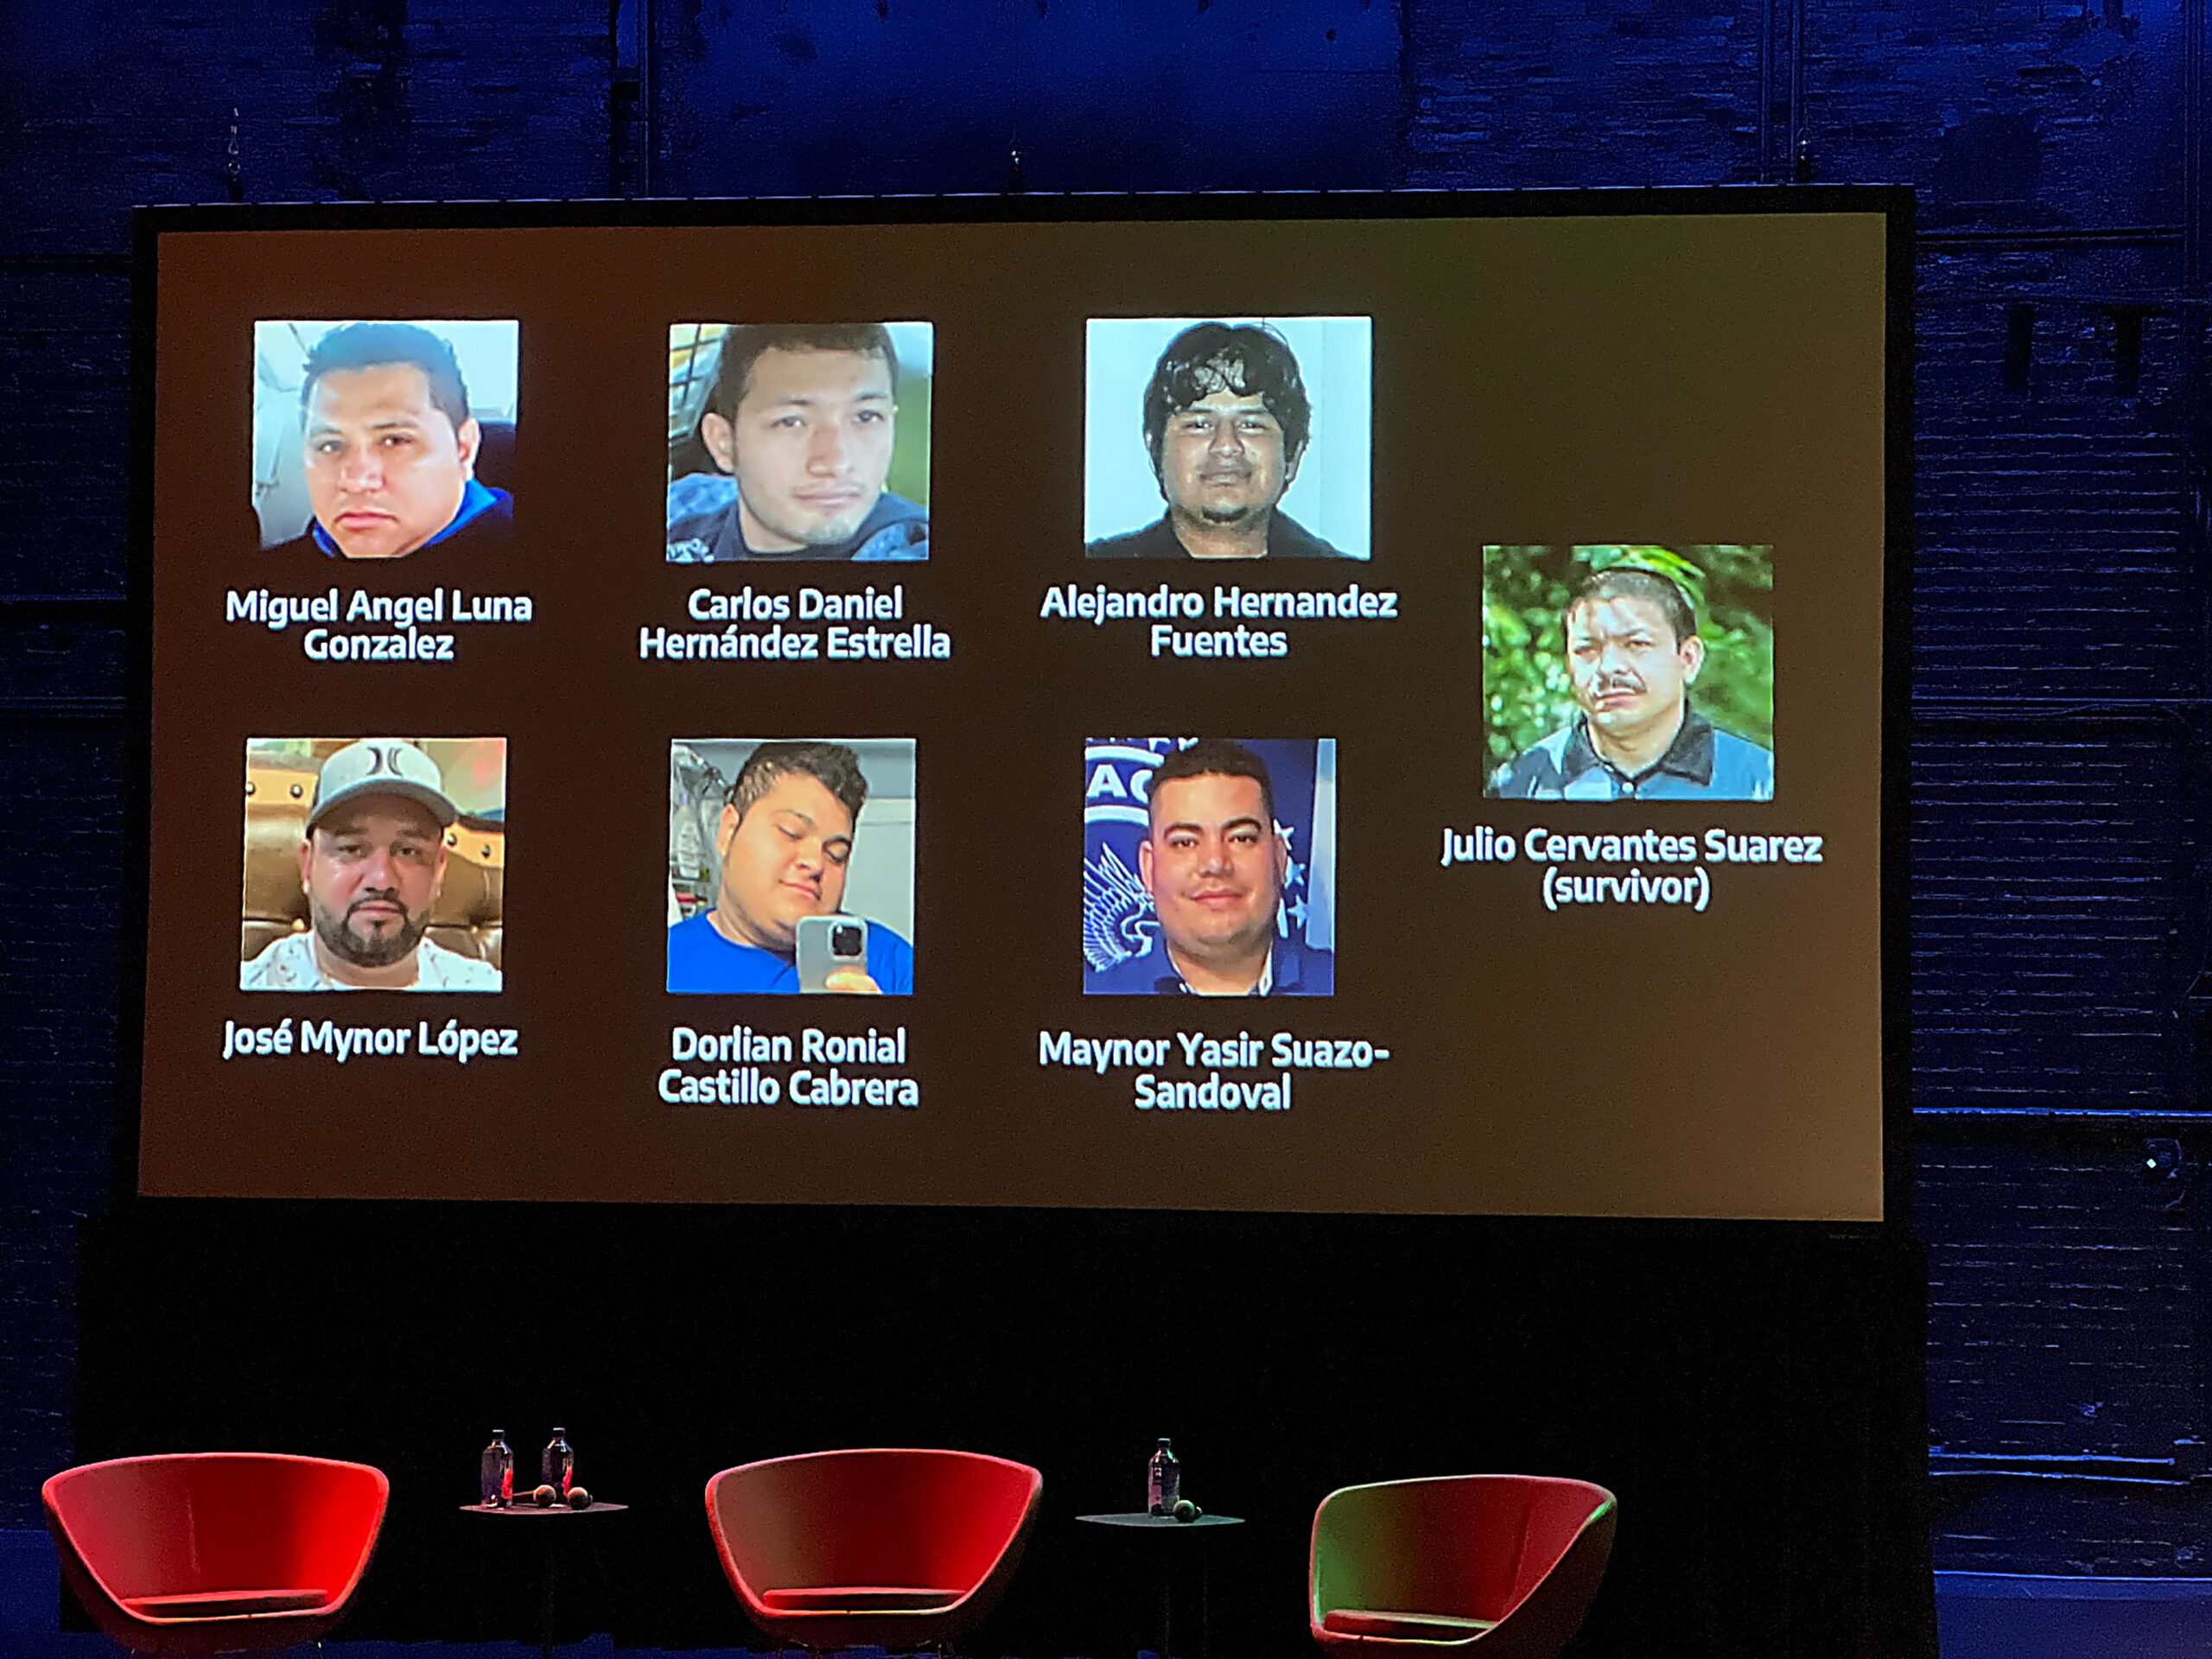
317 910 427 969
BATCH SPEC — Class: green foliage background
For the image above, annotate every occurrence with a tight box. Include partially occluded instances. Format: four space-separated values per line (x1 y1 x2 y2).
884 372 931 506
1482 544 1774 774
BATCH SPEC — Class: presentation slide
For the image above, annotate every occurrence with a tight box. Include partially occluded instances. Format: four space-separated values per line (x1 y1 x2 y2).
135 201 1894 1218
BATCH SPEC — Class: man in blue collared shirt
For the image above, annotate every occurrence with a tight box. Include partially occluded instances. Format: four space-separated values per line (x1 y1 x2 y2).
1487 567 1774 802
273 322 514 561
1086 740 1335 996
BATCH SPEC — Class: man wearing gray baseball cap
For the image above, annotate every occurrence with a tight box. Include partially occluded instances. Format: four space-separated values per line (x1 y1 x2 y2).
241 738 502 992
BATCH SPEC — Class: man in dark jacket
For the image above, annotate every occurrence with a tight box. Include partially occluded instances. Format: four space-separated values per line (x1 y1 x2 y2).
1088 321 1351 561
667 323 928 563
1488 567 1776 801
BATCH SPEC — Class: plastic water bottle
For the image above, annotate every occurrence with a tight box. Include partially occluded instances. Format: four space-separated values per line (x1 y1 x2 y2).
1147 1439 1180 1516
480 1431 512 1507
543 1428 575 1497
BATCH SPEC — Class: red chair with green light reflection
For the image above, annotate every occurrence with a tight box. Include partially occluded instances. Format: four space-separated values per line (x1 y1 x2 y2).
1310 1475 1616 1659
42 1452 388 1656
705 1448 1042 1656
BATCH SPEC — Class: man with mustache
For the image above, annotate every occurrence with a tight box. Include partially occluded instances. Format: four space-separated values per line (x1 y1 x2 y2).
273 322 514 560
665 741 914 994
1087 740 1334 995
241 739 501 991
666 324 928 563
1087 322 1352 561
1487 568 1775 801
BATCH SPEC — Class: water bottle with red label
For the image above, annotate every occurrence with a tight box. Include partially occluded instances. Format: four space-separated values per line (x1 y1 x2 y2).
1146 1439 1179 1516
543 1428 575 1497
479 1431 513 1507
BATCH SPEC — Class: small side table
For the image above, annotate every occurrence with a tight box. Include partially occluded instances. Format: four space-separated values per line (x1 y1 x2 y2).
458 1501 628 1659
1076 1510 1245 1659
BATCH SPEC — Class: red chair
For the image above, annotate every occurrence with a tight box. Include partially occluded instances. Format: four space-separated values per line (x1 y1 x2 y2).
42 1452 389 1656
705 1448 1042 1654
1310 1475 1616 1659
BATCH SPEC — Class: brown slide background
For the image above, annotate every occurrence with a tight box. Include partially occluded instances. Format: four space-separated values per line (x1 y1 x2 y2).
138 209 1888 1218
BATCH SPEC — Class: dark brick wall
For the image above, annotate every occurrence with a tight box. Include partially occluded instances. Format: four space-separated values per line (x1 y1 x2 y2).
1919 1123 2212 1573
0 722 123 1537
1404 0 1770 186
3 0 2208 1579
655 0 1400 195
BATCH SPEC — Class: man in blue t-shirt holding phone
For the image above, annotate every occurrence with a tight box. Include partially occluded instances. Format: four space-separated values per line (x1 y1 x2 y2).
666 741 914 995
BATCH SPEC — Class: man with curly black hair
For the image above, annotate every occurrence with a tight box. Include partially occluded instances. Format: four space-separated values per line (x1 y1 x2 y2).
1088 322 1351 560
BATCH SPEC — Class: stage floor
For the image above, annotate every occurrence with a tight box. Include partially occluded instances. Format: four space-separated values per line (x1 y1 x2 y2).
10 1525 2209 1659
